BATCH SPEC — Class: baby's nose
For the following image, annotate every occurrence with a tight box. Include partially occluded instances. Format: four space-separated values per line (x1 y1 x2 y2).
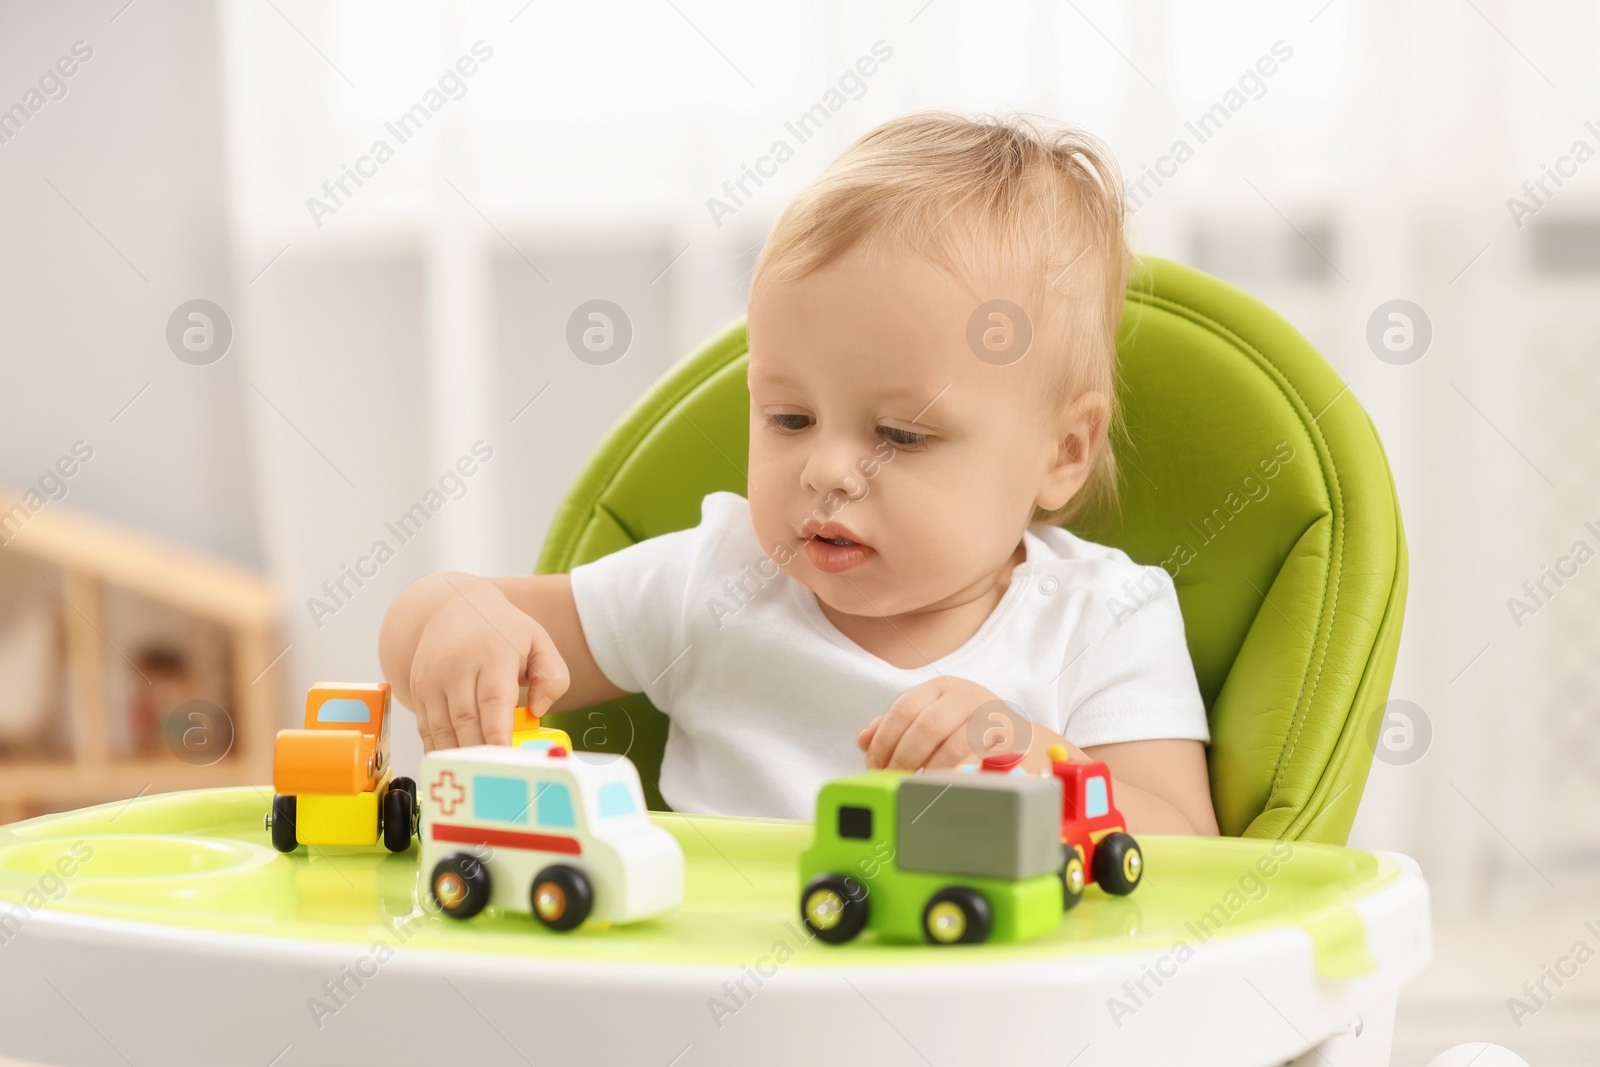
798 439 870 499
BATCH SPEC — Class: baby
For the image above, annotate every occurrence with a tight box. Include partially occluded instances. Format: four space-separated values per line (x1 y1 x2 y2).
379 111 1219 835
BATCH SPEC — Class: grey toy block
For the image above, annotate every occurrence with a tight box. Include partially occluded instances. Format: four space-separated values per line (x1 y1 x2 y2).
896 770 1063 881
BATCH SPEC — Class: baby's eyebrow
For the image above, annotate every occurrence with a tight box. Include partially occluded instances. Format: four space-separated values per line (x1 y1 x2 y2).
874 391 949 415
749 367 955 424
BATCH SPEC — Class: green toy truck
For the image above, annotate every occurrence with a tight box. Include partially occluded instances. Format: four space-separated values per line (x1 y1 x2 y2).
798 767 1071 945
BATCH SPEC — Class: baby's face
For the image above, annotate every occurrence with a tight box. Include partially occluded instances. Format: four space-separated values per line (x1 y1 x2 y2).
746 242 1080 618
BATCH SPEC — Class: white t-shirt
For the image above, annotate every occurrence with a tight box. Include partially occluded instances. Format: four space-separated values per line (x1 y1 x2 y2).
569 491 1209 820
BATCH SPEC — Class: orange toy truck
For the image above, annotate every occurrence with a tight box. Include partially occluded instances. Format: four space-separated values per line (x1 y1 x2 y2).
265 682 418 854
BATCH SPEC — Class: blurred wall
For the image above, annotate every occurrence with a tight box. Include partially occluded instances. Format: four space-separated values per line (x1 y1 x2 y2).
0 1 260 565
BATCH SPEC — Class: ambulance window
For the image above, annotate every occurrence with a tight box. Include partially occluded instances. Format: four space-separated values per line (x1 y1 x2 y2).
1084 776 1109 819
474 776 529 824
537 781 576 827
598 782 636 818
838 806 872 839
316 698 370 724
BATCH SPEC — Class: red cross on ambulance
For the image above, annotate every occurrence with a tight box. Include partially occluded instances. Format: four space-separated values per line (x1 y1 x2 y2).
430 770 466 816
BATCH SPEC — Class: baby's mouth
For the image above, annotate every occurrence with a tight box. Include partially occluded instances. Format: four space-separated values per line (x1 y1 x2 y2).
801 518 868 548
801 520 873 573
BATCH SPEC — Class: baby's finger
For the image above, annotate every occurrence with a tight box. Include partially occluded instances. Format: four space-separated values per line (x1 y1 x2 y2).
884 706 951 770
425 697 457 755
867 681 942 769
476 667 519 746
426 680 463 752
410 675 448 753
425 701 457 752
926 728 972 770
445 673 486 748
857 716 882 751
522 620 571 715
409 683 432 752
886 695 973 771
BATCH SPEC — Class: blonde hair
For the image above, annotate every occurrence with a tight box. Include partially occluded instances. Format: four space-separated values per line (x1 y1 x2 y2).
751 110 1131 528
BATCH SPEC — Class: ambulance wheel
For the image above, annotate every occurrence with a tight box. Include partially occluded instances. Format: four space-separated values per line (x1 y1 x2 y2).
268 794 298 854
430 853 491 919
922 887 992 945
382 784 415 853
1060 847 1086 910
800 874 869 944
530 865 592 932
1094 833 1143 895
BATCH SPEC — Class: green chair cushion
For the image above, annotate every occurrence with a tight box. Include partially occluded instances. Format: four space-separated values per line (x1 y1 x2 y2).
537 256 1407 844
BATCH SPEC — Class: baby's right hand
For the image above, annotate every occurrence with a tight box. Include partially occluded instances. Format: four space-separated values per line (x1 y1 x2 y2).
408 578 571 752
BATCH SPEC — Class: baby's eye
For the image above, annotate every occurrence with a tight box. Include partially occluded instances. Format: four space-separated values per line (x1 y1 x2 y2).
877 425 928 449
765 412 812 432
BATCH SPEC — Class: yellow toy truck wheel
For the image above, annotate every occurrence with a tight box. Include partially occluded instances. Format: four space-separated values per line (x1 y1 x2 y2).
921 887 992 945
1093 832 1143 895
1061 851 1086 910
800 874 869 944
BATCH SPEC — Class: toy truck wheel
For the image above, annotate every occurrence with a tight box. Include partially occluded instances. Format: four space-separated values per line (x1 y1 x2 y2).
430 853 492 919
1093 832 1143 895
1060 848 1086 910
381 784 415 853
390 777 419 820
922 887 992 945
529 865 593 932
268 795 298 853
800 874 869 944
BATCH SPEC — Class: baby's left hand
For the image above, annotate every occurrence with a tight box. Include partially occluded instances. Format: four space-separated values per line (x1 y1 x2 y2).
858 676 1002 771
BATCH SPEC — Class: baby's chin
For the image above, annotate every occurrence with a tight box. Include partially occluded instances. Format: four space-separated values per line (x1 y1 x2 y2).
783 559 942 619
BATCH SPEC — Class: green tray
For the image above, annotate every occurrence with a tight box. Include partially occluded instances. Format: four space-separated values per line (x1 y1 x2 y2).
0 786 1395 976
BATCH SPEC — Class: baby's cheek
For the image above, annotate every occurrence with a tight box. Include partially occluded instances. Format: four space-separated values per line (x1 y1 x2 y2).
914 516 1021 600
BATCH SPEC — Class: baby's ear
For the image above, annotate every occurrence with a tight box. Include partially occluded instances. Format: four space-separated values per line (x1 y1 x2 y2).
1036 391 1108 511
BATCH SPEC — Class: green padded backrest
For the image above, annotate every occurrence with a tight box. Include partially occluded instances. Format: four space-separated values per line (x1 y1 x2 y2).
536 256 1408 844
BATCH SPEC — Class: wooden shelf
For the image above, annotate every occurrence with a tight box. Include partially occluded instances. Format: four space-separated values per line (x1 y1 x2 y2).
0 489 282 824
0 489 276 630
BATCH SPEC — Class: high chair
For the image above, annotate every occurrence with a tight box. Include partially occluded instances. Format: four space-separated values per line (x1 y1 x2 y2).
537 255 1408 843
0 258 1422 1067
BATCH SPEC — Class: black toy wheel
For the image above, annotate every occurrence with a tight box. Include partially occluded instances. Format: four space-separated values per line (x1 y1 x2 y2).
390 777 418 817
382 784 415 853
922 886 992 945
1060 846 1086 910
1093 832 1143 895
800 874 869 944
430 853 492 919
269 794 298 854
529 865 593 932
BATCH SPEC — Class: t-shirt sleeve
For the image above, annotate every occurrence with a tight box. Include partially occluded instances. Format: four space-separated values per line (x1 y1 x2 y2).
568 493 737 710
1057 565 1211 749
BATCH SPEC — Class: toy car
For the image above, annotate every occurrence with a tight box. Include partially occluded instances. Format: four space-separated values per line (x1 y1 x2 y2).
510 704 572 752
799 766 1069 945
265 682 417 855
419 744 683 932
1037 744 1143 906
800 748 1144 946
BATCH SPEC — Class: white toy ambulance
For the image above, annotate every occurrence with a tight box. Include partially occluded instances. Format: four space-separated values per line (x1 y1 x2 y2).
418 744 684 931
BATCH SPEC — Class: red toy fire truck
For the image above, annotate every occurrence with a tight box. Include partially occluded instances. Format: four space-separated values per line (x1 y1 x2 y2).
981 744 1143 908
